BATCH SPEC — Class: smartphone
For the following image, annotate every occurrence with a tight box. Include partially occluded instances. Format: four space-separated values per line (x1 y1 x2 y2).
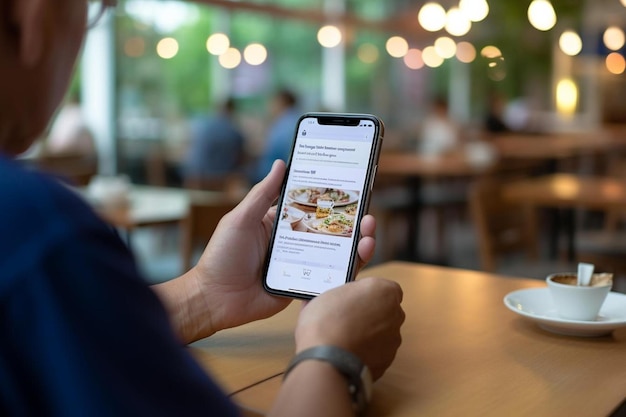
262 113 384 299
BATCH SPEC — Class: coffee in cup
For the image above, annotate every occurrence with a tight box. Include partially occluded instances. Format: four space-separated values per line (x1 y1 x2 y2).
546 272 613 321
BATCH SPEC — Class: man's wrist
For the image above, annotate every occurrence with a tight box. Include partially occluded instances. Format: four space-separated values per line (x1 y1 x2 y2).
284 345 372 416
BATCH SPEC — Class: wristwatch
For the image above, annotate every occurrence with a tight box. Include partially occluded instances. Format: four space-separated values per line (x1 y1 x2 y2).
284 345 373 415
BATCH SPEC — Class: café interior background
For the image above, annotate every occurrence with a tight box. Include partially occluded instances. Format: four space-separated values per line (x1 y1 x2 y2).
39 0 626 285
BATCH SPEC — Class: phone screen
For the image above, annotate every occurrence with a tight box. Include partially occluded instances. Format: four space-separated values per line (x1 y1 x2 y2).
263 113 383 299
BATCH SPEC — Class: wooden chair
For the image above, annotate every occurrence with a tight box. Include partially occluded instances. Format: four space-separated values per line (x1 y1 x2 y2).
34 152 98 186
180 197 239 272
469 179 539 272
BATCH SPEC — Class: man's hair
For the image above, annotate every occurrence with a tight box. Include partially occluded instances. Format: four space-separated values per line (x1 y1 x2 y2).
275 89 297 108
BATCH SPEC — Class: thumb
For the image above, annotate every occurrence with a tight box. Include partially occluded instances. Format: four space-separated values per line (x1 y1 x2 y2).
232 160 286 221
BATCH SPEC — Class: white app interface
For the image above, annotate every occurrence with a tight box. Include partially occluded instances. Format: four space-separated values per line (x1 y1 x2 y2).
266 117 377 296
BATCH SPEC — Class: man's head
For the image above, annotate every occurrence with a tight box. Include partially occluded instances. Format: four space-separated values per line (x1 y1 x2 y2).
0 0 90 155
270 89 297 118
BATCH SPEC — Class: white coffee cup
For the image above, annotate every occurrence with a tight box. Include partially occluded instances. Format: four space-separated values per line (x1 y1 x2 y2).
546 273 612 321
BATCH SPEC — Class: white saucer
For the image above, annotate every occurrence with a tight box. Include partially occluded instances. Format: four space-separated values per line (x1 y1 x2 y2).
503 288 626 337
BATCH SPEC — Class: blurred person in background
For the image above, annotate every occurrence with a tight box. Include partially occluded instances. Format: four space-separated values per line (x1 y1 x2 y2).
181 97 246 190
417 97 460 158
0 1 404 416
484 92 510 135
252 89 300 183
45 92 96 157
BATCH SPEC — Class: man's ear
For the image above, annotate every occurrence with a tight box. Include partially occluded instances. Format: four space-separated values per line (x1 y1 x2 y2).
11 0 46 67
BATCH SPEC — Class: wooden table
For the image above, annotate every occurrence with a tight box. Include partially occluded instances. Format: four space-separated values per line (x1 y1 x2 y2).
503 174 626 260
492 132 626 162
190 262 626 416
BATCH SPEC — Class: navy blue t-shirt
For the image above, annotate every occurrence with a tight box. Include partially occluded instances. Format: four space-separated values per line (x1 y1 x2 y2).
0 156 239 416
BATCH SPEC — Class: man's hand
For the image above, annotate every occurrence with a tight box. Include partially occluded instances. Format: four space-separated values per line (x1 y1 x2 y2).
155 160 378 343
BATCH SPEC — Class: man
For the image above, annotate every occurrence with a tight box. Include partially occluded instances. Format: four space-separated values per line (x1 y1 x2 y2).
252 89 301 183
0 1 404 416
182 97 245 188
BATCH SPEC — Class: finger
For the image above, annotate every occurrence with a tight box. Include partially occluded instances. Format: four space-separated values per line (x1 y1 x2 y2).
357 236 376 267
356 215 376 268
359 214 376 239
232 160 286 222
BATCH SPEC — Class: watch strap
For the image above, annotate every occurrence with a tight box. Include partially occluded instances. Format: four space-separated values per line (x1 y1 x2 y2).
284 345 372 415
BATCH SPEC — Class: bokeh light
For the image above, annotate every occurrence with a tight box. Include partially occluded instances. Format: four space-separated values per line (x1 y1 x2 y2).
459 0 489 22
559 31 583 56
422 46 444 68
358 43 379 64
445 7 472 37
528 0 557 31
456 41 476 63
481 45 502 58
418 2 447 32
603 26 625 51
243 43 267 66
487 56 506 81
386 36 409 58
206 33 230 55
124 36 145 58
317 25 342 48
403 48 424 70
156 37 178 59
434 36 457 59
556 78 578 116
606 52 626 74
218 47 241 69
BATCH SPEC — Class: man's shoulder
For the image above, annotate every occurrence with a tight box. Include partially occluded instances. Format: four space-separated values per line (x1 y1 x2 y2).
0 156 91 219
0 157 102 277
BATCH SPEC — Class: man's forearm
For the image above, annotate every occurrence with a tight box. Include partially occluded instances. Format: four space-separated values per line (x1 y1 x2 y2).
269 361 355 417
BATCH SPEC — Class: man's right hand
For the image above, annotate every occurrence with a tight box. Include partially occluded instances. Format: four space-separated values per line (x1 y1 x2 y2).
294 277 405 380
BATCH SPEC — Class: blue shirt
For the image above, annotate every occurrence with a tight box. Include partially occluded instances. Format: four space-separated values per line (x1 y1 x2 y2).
183 113 245 180
253 108 300 183
0 156 239 417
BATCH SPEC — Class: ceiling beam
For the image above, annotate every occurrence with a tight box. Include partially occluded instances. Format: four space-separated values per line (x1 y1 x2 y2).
189 0 429 41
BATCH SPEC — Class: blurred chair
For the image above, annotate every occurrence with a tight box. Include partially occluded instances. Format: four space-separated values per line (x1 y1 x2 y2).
35 152 98 186
180 197 239 272
469 179 539 272
184 173 248 198
575 153 626 293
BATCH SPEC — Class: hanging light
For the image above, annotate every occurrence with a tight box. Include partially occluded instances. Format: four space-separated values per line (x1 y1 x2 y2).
434 37 457 59
606 52 626 74
445 7 471 37
206 33 230 55
243 43 267 66
418 2 447 32
603 26 625 51
422 46 444 67
219 47 241 69
528 0 557 31
317 25 342 48
559 31 582 56
556 78 578 116
456 41 476 63
459 0 489 22
386 36 409 58
156 37 178 59
404 49 424 70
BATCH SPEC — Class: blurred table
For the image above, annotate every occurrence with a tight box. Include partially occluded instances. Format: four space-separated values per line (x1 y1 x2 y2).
493 132 626 161
375 151 535 261
503 174 626 260
86 186 227 230
190 261 626 417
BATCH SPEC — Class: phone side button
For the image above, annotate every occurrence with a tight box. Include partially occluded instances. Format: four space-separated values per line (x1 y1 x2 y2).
370 165 378 192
